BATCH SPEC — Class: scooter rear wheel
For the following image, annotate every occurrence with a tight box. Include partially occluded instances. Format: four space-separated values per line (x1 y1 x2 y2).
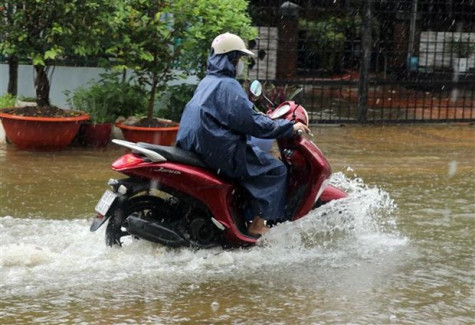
105 195 175 247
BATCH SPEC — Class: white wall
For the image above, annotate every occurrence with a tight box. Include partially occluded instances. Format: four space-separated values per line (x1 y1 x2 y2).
419 32 475 70
0 64 199 109
0 64 111 109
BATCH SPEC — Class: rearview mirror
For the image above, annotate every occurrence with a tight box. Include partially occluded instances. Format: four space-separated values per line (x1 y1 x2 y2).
250 80 262 97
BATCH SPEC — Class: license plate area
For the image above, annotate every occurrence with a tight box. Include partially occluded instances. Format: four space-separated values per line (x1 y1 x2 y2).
95 190 118 216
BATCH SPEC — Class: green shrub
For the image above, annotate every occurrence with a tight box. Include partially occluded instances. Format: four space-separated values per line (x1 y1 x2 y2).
0 94 16 108
66 72 148 123
155 83 196 122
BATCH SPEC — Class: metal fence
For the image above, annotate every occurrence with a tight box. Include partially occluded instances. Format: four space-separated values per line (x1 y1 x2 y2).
247 0 475 123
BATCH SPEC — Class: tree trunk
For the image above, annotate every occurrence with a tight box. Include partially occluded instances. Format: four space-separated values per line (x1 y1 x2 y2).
7 56 18 96
357 0 373 122
34 65 50 107
148 76 158 119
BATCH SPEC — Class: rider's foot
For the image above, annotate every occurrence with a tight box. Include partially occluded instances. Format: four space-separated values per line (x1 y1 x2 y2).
247 216 269 237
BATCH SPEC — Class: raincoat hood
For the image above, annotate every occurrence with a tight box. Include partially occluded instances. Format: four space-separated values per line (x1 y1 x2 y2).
206 53 236 78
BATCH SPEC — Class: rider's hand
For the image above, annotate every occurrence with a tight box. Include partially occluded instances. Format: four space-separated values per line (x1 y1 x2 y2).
293 122 311 136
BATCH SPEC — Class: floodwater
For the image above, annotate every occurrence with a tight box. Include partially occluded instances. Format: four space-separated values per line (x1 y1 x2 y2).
1 124 474 324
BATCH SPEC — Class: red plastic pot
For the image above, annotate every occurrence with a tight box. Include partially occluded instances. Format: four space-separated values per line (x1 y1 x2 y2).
79 122 112 147
115 121 179 146
0 111 90 150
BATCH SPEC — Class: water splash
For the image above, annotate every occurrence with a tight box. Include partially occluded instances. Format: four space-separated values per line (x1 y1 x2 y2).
260 171 405 258
0 243 58 267
0 172 407 298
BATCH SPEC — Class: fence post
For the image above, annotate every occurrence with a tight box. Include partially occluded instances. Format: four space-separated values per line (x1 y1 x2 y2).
358 0 373 122
276 2 300 80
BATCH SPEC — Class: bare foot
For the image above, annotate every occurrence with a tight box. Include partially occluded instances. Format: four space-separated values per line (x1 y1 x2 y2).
247 216 269 236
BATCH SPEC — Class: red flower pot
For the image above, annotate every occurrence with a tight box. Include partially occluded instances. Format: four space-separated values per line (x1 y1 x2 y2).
0 111 90 150
79 122 112 147
115 121 179 146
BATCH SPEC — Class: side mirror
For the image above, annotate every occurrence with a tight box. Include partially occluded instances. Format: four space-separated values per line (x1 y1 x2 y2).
250 80 262 97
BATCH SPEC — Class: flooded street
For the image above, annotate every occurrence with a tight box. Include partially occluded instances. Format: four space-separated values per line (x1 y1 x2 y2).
1 124 474 324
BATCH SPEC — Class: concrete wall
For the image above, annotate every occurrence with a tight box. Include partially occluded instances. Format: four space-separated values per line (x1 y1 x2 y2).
0 122 4 144
0 64 111 108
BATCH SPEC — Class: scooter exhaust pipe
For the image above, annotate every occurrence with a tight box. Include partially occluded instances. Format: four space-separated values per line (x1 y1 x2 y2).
125 216 188 247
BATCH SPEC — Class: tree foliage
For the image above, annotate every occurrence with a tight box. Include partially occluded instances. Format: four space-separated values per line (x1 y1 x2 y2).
177 0 257 78
0 0 256 114
0 0 122 106
112 0 256 120
300 17 359 74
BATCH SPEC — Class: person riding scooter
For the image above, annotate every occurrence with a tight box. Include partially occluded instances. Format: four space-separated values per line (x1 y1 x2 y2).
176 32 309 237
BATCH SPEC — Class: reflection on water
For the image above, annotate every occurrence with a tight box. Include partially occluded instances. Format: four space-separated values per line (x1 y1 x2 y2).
0 125 474 324
0 147 120 219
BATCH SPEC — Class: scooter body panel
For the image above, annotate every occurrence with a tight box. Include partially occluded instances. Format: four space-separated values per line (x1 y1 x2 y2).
278 136 332 220
111 154 259 246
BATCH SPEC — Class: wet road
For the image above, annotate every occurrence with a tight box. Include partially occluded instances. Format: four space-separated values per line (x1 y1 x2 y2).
1 124 474 324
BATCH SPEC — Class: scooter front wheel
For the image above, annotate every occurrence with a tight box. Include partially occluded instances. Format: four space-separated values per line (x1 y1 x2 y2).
105 195 175 247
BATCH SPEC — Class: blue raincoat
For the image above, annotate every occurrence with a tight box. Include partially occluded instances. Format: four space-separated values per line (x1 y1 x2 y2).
176 53 294 220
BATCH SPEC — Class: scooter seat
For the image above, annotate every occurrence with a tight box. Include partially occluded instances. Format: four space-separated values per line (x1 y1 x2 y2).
136 142 208 169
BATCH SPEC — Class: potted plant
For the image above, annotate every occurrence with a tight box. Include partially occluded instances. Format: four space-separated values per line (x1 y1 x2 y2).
0 1 119 150
154 83 197 123
0 105 90 150
109 0 187 145
66 72 147 147
116 83 196 145
448 36 475 73
112 0 256 145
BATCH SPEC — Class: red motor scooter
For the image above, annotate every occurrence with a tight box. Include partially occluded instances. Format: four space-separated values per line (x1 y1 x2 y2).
90 81 347 248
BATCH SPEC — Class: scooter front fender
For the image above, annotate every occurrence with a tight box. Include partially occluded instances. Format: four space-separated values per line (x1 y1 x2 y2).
320 184 347 203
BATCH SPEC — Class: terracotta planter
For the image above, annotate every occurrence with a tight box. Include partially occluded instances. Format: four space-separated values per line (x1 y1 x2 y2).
115 121 179 146
0 111 90 150
78 122 112 147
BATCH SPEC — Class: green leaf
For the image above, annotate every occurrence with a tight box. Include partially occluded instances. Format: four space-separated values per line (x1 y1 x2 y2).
44 49 58 60
32 55 45 66
140 52 154 61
